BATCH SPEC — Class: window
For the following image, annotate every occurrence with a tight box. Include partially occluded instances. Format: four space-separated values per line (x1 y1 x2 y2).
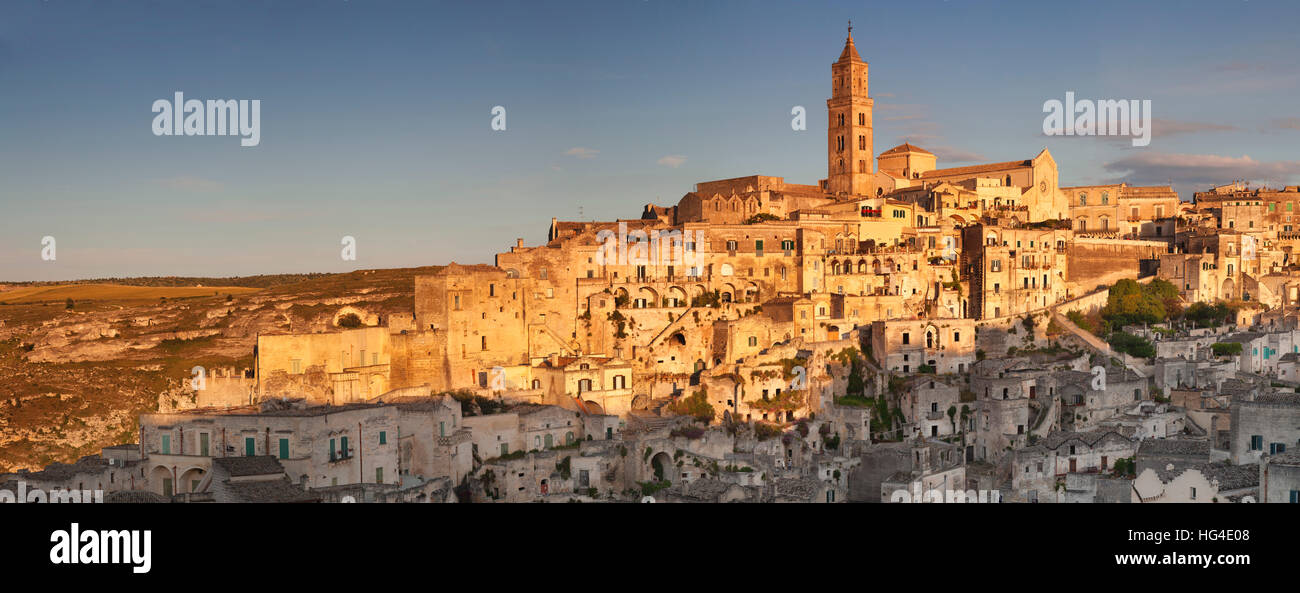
953 331 960 342
278 438 289 460
990 259 1001 272
1251 435 1263 451
160 434 171 455
376 467 384 483
379 431 387 445
341 436 349 458
1190 487 1197 500
330 438 337 461
902 333 910 345
199 433 209 457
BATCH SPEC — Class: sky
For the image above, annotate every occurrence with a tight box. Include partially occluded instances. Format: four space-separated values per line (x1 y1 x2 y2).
2 0 1299 282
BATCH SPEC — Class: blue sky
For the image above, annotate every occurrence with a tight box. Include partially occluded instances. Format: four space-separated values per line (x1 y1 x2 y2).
3 0 1299 281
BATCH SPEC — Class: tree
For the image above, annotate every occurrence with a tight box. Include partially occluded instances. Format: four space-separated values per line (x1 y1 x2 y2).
1108 331 1155 358
64 298 74 310
1100 278 1179 329
336 313 363 328
671 389 715 424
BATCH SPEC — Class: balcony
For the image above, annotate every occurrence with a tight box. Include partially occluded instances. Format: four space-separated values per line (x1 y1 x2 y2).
328 449 355 463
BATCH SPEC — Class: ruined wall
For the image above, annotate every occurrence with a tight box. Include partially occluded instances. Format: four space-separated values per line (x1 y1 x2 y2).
1067 238 1166 292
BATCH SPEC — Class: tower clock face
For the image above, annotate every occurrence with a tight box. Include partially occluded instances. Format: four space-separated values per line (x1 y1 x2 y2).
1040 181 1048 193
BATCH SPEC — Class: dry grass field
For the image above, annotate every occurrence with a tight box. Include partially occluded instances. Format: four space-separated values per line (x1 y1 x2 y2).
0 284 262 304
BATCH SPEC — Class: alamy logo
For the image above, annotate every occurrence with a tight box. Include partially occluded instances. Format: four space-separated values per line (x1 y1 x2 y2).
889 486 1003 503
0 481 102 503
1043 91 1151 147
1090 365 1106 391
152 92 261 147
50 523 151 574
595 222 706 268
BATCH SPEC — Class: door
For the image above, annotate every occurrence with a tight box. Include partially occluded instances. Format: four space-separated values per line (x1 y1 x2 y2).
1068 458 1077 473
245 437 255 456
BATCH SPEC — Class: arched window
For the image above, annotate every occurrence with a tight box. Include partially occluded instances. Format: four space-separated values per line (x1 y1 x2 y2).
1004 175 1012 187
531 379 541 389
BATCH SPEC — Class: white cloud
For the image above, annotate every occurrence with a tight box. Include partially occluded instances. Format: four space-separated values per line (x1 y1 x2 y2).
656 155 687 168
564 147 598 159
1102 152 1300 189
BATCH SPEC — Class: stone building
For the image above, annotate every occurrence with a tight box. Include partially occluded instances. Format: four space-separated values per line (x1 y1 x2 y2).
1229 393 1300 464
1011 430 1136 503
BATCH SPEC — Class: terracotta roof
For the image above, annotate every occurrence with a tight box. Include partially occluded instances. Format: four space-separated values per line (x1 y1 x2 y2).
880 143 933 156
920 159 1032 180
838 34 862 63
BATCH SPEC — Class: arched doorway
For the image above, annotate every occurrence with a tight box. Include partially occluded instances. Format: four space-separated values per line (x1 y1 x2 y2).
150 466 174 497
178 467 206 494
650 452 673 482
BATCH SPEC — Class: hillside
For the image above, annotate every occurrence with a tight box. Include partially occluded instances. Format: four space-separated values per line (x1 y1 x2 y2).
0 265 444 472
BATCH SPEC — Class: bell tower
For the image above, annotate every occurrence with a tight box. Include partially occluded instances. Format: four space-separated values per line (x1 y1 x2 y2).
827 21 873 197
